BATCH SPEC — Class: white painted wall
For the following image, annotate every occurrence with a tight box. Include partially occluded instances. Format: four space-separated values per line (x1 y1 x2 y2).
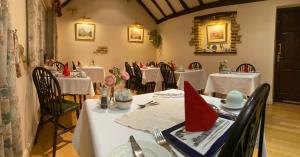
57 0 157 72
158 0 300 103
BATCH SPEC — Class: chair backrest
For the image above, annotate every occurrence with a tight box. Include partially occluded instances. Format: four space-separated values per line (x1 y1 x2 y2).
51 61 65 72
236 63 256 73
218 83 270 157
157 62 165 68
132 63 142 79
32 67 63 116
189 62 202 69
160 63 177 89
125 62 134 77
147 61 156 67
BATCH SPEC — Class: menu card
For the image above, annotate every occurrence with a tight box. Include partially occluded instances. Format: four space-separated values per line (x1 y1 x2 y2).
162 117 234 157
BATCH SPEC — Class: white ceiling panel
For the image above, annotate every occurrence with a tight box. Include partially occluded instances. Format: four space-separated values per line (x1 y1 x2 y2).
202 0 219 4
168 0 185 12
142 0 164 19
184 0 200 8
156 0 174 15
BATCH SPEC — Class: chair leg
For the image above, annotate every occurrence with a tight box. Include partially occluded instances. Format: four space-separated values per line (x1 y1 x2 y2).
79 95 82 109
73 95 77 103
34 116 43 145
52 117 59 157
76 109 80 119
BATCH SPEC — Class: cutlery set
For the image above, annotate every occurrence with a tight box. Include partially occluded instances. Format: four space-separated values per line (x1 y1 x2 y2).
138 100 159 109
129 128 178 157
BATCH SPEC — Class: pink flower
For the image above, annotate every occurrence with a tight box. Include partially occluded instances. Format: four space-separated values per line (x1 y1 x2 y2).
121 71 130 81
104 75 116 87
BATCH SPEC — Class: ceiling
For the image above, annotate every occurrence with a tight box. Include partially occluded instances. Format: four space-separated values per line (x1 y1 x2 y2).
61 0 265 23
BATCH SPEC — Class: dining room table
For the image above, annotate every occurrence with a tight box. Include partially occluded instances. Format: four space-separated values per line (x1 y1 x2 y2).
205 72 262 96
72 89 267 157
174 69 207 91
140 67 164 91
77 66 105 84
55 74 95 98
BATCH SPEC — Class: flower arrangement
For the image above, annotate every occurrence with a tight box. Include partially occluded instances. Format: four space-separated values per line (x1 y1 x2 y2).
104 66 130 102
105 66 130 87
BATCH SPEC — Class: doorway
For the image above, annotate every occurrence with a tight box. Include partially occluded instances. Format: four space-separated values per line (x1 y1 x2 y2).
274 7 300 103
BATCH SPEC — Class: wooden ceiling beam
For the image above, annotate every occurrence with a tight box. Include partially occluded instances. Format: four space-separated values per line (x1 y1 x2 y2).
137 0 158 22
62 0 72 7
166 0 176 13
157 0 265 23
151 0 166 17
179 0 189 10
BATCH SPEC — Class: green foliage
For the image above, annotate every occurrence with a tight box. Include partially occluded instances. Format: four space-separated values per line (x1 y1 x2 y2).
149 30 162 48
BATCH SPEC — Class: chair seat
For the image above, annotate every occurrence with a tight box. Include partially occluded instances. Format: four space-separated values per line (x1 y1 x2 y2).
62 100 80 113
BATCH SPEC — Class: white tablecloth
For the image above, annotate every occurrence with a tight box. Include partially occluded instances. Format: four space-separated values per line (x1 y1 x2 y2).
78 66 105 83
72 89 267 157
140 67 163 91
205 72 261 96
175 69 207 90
56 76 95 96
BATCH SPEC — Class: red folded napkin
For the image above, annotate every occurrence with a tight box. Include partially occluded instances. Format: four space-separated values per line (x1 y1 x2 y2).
184 81 218 132
77 61 81 67
63 62 70 76
139 63 144 68
188 63 192 69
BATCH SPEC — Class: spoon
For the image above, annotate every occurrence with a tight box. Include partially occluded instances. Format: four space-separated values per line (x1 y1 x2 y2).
138 101 159 108
210 104 238 120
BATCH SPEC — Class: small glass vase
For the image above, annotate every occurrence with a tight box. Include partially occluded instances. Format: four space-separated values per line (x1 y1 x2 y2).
110 86 115 103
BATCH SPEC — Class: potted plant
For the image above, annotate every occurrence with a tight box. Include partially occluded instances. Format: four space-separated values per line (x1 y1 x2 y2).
149 30 162 48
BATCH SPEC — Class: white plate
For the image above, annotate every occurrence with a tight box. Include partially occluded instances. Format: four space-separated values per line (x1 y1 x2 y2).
220 100 246 110
107 141 171 157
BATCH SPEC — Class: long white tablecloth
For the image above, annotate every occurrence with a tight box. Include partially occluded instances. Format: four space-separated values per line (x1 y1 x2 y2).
140 67 163 91
72 89 267 157
175 69 207 90
78 66 105 83
205 72 261 96
56 76 95 96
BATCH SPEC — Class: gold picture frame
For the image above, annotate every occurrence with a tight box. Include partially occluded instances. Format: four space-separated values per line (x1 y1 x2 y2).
128 25 144 43
206 23 227 43
75 23 95 41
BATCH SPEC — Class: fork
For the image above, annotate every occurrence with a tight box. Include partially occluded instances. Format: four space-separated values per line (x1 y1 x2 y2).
153 128 178 157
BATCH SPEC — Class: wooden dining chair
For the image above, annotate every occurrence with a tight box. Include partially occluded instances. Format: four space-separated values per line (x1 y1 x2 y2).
32 67 80 157
160 63 178 90
125 62 136 89
236 63 256 73
132 63 156 94
157 62 165 68
218 83 270 157
147 61 156 67
50 61 65 73
189 62 202 69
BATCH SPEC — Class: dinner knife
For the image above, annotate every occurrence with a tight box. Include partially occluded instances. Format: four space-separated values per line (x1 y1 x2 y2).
129 136 145 157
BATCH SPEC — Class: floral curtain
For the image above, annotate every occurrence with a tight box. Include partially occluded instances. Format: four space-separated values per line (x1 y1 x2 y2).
0 0 23 156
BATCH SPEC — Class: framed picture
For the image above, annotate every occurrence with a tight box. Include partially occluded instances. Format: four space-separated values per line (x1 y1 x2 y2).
128 25 144 43
207 24 227 43
75 23 95 41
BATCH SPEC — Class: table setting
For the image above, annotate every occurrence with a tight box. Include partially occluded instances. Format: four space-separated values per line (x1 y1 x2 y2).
72 80 267 157
174 66 207 91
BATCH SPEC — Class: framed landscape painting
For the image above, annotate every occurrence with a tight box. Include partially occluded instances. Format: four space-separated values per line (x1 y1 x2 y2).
75 23 95 41
207 24 227 43
128 25 144 43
